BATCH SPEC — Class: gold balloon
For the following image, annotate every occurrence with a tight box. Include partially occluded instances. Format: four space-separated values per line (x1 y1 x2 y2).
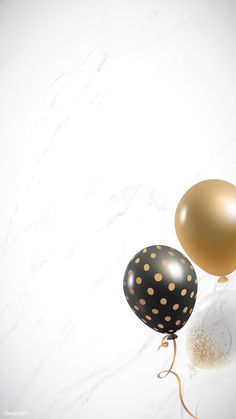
175 179 236 276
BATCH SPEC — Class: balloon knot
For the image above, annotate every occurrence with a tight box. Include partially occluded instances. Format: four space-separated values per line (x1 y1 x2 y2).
217 276 229 283
167 333 178 340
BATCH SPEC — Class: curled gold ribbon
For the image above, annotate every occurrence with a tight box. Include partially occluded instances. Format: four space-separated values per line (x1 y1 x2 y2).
157 334 198 419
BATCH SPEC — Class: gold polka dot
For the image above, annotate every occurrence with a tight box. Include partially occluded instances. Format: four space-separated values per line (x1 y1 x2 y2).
168 251 175 256
189 308 193 314
175 320 181 326
190 264 194 270
187 274 192 281
145 315 152 321
125 295 129 301
181 289 187 296
173 304 179 311
156 245 162 249
139 298 146 305
154 273 162 282
147 287 154 295
168 329 174 333
154 327 159 331
180 258 185 264
143 248 148 253
168 283 175 291
183 306 188 313
160 298 167 305
190 291 195 298
134 305 139 311
195 279 197 284
158 323 164 329
144 264 150 271
135 258 140 264
162 259 168 267
136 277 142 285
152 308 159 314
165 316 171 321
141 318 147 323
128 269 133 276
129 288 134 295
150 252 157 259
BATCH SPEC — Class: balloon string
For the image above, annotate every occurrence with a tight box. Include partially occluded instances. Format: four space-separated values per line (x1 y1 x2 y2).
157 335 198 419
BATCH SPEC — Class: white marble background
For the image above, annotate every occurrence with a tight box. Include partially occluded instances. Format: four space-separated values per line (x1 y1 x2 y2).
1 0 236 418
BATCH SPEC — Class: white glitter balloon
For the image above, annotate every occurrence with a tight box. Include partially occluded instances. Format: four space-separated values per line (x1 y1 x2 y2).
186 288 236 369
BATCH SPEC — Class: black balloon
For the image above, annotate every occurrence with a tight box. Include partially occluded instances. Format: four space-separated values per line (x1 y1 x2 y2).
123 245 198 335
